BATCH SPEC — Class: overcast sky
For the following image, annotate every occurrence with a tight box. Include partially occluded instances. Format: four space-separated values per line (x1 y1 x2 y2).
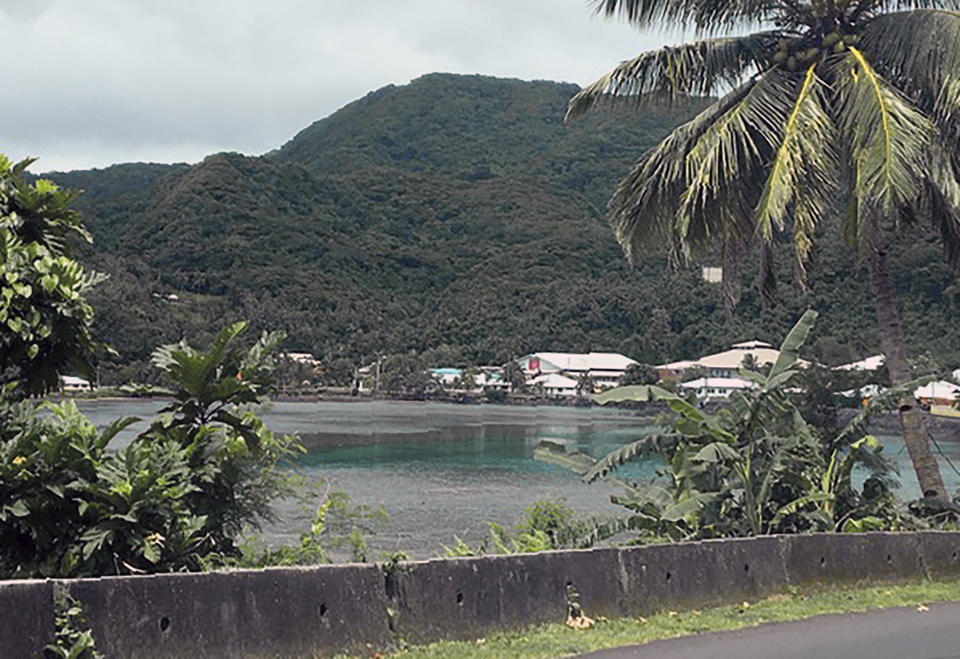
0 0 675 172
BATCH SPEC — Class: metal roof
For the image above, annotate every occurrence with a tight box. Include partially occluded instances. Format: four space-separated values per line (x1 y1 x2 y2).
680 377 755 389
523 352 637 372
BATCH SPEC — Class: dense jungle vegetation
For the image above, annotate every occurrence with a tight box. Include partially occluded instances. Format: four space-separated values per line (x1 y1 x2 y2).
45 73 960 382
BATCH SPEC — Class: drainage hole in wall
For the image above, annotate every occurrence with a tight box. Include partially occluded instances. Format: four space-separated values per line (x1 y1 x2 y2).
953 551 958 561
886 554 893 564
744 563 750 573
456 591 464 606
819 556 826 567
159 617 170 632
665 571 672 582
319 603 328 618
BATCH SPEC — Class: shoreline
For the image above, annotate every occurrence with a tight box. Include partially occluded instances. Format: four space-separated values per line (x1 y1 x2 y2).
57 392 960 445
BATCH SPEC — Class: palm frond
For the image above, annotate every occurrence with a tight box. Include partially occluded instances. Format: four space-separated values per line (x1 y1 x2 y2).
860 10 960 135
674 69 797 254
835 48 935 226
584 433 682 482
927 147 960 269
607 81 757 263
935 76 960 135
757 240 777 303
871 0 960 14
591 0 783 34
566 33 780 120
754 66 839 280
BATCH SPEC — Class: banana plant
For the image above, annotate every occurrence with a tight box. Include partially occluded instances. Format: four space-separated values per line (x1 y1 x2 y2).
536 310 918 541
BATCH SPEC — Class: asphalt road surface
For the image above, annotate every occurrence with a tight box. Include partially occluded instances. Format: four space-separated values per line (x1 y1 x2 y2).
581 601 960 659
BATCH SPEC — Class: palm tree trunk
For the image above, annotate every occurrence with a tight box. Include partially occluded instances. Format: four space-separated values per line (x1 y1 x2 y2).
867 242 947 499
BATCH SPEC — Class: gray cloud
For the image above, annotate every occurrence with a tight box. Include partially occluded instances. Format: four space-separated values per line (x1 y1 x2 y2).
0 0 675 172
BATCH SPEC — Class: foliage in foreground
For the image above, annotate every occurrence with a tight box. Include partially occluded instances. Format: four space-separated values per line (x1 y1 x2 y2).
441 499 594 557
204 487 390 568
537 310 934 542
0 322 300 578
385 578 960 659
0 155 104 397
45 592 101 659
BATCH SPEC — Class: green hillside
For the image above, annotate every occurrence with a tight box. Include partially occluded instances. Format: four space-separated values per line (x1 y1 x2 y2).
47 73 960 382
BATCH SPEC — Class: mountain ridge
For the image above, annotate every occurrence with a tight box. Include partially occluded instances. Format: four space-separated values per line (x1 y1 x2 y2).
41 73 960 382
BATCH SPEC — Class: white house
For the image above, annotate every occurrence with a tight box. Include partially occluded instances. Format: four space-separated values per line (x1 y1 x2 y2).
283 352 322 368
839 383 886 400
698 341 784 378
529 373 579 397
915 381 960 405
680 376 755 400
475 367 509 391
835 355 886 371
429 367 463 387
658 340 791 381
428 367 511 392
61 375 93 392
517 352 638 390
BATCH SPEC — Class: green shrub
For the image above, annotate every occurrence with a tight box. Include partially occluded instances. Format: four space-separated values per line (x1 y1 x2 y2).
516 499 593 549
0 156 104 396
0 323 300 578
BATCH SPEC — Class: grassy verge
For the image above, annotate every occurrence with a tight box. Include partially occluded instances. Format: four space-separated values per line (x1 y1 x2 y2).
384 578 960 658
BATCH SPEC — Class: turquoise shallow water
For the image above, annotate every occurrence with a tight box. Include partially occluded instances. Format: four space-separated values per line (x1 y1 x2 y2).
75 399 960 558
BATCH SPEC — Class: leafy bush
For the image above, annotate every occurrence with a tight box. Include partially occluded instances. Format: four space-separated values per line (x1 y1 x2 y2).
204 488 389 568
441 498 593 556
0 323 300 578
0 156 104 396
516 499 593 549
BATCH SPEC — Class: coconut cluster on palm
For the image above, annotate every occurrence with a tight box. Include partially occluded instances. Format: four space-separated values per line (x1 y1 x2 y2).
569 0 960 498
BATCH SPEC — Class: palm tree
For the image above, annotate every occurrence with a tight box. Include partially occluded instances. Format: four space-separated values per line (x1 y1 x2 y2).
502 360 528 393
576 371 596 396
568 0 960 498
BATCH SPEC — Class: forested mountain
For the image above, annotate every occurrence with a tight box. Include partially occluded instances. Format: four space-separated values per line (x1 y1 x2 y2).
47 73 960 382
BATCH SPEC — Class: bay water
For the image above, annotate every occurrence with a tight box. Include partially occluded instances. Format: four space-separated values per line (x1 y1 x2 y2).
75 399 960 558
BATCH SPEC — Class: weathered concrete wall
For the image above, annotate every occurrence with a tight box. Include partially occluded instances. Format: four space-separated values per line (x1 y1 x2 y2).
65 565 391 659
0 579 55 658
4 532 960 658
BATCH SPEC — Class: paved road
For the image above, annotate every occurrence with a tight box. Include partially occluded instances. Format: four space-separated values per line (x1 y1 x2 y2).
581 601 960 659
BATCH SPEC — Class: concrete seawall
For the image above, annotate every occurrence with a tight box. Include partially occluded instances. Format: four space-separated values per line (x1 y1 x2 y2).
4 532 960 658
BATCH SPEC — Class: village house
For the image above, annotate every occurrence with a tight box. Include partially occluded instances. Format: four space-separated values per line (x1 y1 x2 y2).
834 354 886 371
60 375 93 392
656 339 787 381
429 367 462 387
680 376 755 400
426 367 509 391
529 372 579 397
515 352 638 391
475 367 509 391
914 380 960 406
283 352 322 368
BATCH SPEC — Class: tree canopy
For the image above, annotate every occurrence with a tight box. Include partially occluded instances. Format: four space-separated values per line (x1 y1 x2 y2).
568 0 960 497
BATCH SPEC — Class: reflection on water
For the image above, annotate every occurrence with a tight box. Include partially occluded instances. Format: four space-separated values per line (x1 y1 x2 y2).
74 399 960 558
